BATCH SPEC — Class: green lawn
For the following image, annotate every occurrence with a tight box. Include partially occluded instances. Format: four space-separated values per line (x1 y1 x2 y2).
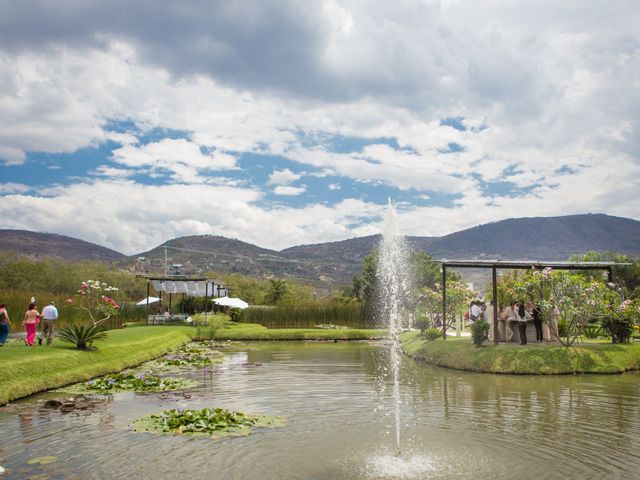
195 321 387 341
401 332 640 374
0 325 194 405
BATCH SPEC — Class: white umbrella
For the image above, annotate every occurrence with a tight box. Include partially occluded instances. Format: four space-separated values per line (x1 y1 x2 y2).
136 296 161 306
213 296 249 309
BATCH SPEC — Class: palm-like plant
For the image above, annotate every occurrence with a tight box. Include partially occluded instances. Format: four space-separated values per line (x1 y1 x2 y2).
57 324 108 350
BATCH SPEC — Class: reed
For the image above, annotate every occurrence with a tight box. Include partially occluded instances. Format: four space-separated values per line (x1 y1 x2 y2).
238 303 374 329
0 289 146 329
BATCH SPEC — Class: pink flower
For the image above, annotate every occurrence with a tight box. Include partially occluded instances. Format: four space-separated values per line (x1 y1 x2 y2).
102 296 120 309
66 298 74 304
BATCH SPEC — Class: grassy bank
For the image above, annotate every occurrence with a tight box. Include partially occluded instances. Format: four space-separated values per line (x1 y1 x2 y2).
401 333 640 374
195 321 387 341
0 326 195 405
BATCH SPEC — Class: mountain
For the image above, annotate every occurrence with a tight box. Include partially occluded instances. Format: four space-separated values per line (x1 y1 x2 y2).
0 230 125 262
1 214 639 288
411 213 640 260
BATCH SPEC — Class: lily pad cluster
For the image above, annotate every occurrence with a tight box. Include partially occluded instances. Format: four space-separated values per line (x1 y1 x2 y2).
132 407 284 438
156 343 224 368
83 373 187 392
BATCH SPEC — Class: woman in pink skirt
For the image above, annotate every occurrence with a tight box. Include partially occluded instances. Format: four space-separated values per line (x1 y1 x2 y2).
22 303 40 346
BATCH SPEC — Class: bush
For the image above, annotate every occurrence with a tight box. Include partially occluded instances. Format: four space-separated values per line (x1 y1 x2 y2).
422 327 442 341
558 319 569 338
470 320 490 346
600 316 635 343
583 323 605 339
415 318 429 334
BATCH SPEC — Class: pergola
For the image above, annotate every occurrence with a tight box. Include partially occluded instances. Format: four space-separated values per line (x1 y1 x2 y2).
136 275 228 316
440 260 625 344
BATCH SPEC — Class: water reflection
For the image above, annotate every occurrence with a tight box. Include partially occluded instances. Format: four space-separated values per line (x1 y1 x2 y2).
0 342 639 480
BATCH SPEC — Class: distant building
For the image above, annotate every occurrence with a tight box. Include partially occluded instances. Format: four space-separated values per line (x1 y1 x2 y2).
168 264 184 276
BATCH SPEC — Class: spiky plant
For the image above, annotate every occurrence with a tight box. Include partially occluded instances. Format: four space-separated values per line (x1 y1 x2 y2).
57 324 108 350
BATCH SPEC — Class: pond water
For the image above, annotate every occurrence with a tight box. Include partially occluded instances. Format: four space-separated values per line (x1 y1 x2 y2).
1 341 639 479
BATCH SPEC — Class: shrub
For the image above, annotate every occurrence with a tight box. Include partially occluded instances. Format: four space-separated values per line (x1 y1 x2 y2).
470 319 490 346
422 327 442 341
415 317 429 334
583 323 605 339
558 319 569 338
600 316 635 343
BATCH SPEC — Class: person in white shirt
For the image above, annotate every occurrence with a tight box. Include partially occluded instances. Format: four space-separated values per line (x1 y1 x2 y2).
470 302 482 322
39 301 58 346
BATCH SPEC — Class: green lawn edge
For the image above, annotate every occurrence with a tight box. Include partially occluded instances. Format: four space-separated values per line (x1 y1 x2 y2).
401 332 640 374
195 322 387 341
0 326 195 405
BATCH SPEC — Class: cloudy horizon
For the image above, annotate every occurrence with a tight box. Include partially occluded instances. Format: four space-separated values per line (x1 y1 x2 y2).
1 1 639 255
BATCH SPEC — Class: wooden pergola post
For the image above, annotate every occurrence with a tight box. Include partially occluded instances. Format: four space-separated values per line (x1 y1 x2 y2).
492 266 498 345
442 264 447 340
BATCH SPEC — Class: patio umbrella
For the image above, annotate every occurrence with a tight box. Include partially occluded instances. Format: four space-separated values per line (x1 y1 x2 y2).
213 297 249 309
136 296 161 306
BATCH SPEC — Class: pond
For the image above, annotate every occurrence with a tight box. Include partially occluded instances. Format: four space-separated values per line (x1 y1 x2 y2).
1 341 639 479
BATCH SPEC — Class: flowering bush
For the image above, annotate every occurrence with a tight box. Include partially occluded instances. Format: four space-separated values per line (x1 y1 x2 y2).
57 280 121 350
76 280 120 326
511 269 634 346
598 283 640 343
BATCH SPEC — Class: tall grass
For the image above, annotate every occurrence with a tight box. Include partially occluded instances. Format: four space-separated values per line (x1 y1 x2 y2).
238 303 374 329
0 289 146 329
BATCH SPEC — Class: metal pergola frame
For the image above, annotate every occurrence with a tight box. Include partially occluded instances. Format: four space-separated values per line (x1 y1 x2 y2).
440 260 627 344
136 275 228 317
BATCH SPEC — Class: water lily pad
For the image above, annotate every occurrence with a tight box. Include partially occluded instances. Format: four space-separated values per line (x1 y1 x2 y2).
26 474 50 480
131 407 285 439
26 456 57 465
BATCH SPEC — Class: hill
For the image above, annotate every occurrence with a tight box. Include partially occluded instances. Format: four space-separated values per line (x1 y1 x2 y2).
413 214 640 260
1 214 639 288
0 230 125 262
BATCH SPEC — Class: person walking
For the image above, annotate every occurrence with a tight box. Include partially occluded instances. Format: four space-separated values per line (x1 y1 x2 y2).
39 301 58 345
0 304 11 346
23 303 40 346
516 301 529 345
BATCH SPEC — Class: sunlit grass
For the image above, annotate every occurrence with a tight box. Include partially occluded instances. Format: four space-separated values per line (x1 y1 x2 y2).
402 332 640 374
0 325 194 404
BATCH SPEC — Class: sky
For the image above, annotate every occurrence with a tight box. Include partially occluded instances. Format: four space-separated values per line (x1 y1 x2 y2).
0 0 639 255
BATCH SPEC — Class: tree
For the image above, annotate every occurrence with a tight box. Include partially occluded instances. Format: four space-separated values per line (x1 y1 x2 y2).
361 249 461 325
416 280 477 329
512 269 610 347
266 279 289 305
570 251 640 296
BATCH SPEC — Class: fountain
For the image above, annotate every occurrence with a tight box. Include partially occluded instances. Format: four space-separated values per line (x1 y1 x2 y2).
377 199 412 454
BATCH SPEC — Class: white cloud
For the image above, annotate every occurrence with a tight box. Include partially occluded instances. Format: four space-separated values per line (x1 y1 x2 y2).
268 168 302 185
0 182 32 194
273 185 307 196
111 138 238 183
0 1 638 253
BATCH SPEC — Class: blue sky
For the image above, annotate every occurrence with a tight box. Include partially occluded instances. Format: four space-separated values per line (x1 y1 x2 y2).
0 1 638 254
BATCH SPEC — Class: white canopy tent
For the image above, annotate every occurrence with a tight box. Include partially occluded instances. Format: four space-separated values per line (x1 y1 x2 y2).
137 296 160 306
213 296 249 309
